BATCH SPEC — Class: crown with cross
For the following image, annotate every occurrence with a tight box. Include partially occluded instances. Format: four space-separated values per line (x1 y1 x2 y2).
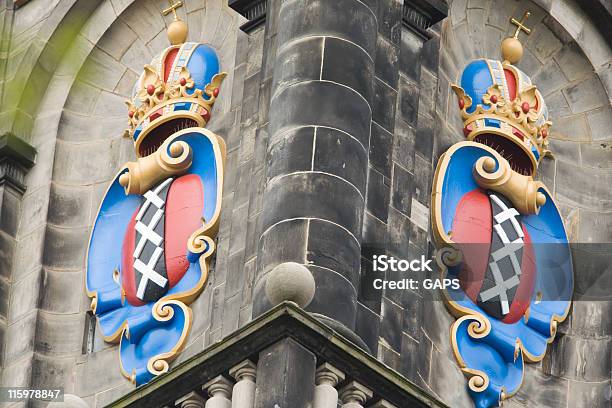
124 0 227 158
451 11 552 177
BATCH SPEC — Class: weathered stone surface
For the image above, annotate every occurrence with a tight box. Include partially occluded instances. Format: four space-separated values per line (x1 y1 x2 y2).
262 172 364 238
42 225 88 270
314 127 368 195
366 167 390 222
272 37 323 95
254 338 316 408
270 81 371 147
307 219 361 289
277 0 377 58
323 37 375 105
355 301 380 354
549 334 611 381
564 74 609 114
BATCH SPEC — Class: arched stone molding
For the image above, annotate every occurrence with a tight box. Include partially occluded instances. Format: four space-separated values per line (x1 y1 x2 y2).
1 0 244 403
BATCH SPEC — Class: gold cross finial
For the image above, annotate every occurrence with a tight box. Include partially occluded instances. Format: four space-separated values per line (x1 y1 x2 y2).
162 0 184 21
511 11 532 39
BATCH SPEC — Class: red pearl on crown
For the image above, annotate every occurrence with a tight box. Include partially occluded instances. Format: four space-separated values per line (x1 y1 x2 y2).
521 102 530 114
213 88 220 97
458 98 465 109
490 95 498 104
147 84 155 96
180 77 187 86
128 111 134 118
541 128 548 138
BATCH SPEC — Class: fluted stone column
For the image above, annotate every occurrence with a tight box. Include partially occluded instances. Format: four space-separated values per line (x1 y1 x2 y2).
229 360 257 408
313 363 345 408
203 376 233 408
339 381 373 408
253 0 378 330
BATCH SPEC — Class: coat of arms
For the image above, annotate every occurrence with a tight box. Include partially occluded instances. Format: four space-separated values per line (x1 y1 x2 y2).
431 12 573 408
86 12 226 385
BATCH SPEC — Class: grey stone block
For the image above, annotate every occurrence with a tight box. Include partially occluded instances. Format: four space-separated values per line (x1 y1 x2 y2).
554 42 593 82
567 379 612 408
369 122 393 178
556 160 612 211
550 113 591 142
254 338 316 408
34 311 84 355
52 139 124 184
570 300 612 338
277 0 377 58
580 141 612 170
75 346 126 397
323 36 375 105
533 61 568 96
266 126 314 181
375 35 399 90
528 25 563 63
367 166 391 223
564 74 609 114
355 301 380 354
80 48 126 92
40 269 85 314
256 218 308 275
428 349 472 407
305 265 358 329
0 187 20 237
399 30 423 81
587 106 612 142
270 81 371 148
380 297 402 352
97 19 137 61
548 334 611 381
42 225 88 270
314 127 368 195
0 230 15 279
306 218 360 289
373 77 397 133
512 363 569 407
47 183 92 228
392 119 416 172
391 163 414 217
398 77 419 125
547 138 581 165
272 37 323 96
8 270 41 322
5 311 37 365
262 172 365 238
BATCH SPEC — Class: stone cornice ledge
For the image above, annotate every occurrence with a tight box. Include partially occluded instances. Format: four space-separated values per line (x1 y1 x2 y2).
0 133 36 194
108 302 448 408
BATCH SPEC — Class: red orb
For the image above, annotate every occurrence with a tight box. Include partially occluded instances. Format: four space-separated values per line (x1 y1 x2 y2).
521 101 530 114
541 128 548 138
213 88 220 97
202 109 210 121
458 98 465 109
490 95 498 104
180 77 187 86
128 111 134 118
146 84 155 96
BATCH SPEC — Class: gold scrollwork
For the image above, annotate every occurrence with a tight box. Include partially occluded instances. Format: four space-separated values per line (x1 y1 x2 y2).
473 155 546 215
119 136 193 195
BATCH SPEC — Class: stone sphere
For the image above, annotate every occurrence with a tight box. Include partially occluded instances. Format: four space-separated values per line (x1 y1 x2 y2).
265 262 315 308
48 394 89 408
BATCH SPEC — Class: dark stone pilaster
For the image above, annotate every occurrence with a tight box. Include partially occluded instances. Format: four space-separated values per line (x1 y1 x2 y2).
253 338 316 408
253 0 378 330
